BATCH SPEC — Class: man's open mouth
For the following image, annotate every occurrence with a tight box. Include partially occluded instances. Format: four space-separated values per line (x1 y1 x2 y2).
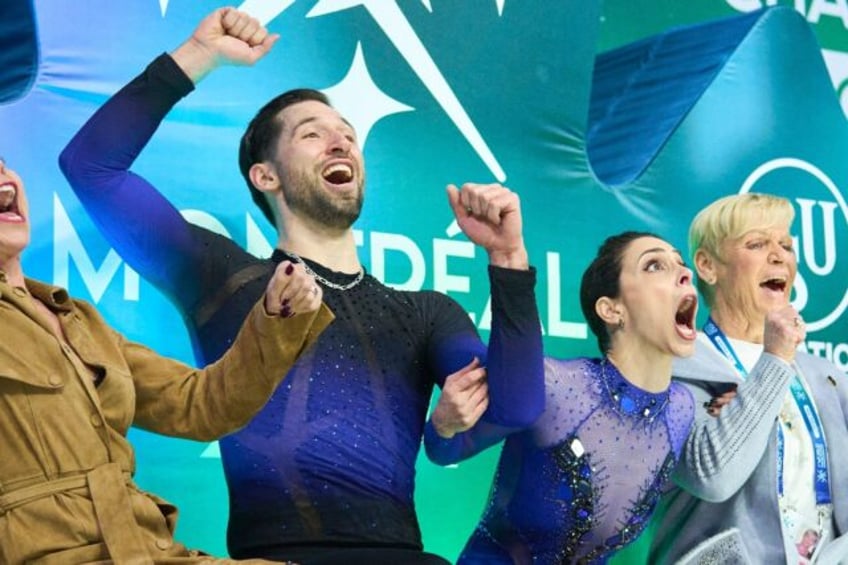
0 183 20 217
322 163 354 185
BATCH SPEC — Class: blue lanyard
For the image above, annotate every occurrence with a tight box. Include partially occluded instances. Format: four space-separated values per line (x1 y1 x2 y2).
703 317 831 506
777 380 832 504
703 318 747 376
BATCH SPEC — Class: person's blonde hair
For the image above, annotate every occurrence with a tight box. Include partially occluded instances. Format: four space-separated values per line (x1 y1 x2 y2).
689 192 794 305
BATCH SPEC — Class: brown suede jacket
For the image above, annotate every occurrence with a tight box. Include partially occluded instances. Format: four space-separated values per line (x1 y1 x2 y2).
0 274 332 564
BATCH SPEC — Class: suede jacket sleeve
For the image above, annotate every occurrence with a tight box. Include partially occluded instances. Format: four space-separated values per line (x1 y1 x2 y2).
126 300 333 441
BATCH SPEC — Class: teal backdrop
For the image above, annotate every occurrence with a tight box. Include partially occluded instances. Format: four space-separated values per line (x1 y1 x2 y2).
3 1 848 562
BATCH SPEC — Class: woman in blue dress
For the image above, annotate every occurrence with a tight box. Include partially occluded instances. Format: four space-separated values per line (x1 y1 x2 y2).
433 231 699 564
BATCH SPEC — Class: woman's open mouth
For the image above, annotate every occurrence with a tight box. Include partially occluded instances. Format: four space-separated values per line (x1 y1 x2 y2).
674 294 698 340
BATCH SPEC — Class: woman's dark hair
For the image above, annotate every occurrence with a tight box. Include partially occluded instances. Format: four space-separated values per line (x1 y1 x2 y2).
579 231 658 354
238 89 331 226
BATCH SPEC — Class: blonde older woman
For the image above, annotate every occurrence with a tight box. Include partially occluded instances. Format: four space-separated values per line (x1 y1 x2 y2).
649 193 848 564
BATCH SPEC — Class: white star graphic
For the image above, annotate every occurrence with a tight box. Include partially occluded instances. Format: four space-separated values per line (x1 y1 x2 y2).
159 0 168 17
322 43 414 146
229 0 505 180
308 1 505 181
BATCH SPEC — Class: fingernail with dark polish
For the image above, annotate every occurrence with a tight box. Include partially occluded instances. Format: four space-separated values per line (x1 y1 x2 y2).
285 264 294 275
281 306 292 318
282 298 290 306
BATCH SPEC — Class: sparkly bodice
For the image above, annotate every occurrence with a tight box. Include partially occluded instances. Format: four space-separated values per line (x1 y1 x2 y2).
459 357 694 564
220 264 479 553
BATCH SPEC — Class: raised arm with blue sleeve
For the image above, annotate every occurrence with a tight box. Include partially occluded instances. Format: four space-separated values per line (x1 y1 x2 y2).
59 8 544 558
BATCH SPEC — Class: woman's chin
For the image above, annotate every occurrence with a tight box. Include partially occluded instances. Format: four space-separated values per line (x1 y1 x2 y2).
672 339 697 359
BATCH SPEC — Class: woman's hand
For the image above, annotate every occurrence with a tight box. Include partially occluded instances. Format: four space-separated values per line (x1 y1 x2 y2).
264 261 323 318
762 305 806 363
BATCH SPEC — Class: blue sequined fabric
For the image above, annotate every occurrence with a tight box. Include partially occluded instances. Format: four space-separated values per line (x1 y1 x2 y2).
459 357 694 564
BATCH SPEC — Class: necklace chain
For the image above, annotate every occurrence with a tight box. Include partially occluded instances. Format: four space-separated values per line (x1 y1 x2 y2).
600 359 669 422
287 251 365 291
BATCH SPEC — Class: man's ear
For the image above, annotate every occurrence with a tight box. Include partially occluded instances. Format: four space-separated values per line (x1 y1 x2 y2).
249 162 280 193
694 249 717 285
595 296 622 326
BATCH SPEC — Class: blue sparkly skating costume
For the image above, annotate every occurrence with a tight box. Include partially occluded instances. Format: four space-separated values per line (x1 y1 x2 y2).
59 54 545 560
453 357 694 564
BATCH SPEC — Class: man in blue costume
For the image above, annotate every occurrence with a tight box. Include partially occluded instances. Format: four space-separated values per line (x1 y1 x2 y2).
60 7 544 564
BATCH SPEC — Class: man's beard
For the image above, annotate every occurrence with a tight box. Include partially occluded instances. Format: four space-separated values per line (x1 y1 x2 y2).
279 167 364 230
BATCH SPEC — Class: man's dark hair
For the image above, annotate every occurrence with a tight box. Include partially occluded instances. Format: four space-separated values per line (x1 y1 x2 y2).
238 88 331 227
579 231 658 354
